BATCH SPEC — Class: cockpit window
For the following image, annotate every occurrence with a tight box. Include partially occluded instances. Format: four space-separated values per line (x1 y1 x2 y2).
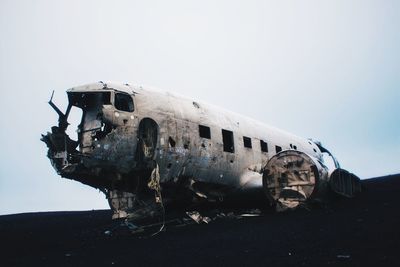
115 93 134 112
69 92 110 108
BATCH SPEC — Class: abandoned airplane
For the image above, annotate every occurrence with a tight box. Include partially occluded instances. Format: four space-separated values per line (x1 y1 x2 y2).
42 82 360 220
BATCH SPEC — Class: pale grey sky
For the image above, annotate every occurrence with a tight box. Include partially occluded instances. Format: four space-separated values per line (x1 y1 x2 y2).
0 0 399 215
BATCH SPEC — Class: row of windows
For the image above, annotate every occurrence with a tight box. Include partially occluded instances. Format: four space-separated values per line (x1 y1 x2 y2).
198 124 287 154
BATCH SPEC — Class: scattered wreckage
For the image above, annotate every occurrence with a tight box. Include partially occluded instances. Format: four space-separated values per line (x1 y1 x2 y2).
41 82 361 226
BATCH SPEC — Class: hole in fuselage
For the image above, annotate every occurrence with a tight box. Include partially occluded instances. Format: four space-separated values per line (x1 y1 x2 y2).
94 121 113 140
65 106 82 142
169 137 176 148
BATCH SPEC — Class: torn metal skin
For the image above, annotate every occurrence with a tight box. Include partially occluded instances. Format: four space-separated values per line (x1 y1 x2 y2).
41 82 361 221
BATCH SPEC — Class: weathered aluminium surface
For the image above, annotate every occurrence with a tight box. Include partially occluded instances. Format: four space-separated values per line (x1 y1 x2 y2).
41 81 360 219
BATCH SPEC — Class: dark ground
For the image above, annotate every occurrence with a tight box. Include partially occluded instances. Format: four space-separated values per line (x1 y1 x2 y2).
1 174 400 267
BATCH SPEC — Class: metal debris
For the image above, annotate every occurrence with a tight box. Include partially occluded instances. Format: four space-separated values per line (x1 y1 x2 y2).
185 211 212 224
337 255 351 259
238 208 262 217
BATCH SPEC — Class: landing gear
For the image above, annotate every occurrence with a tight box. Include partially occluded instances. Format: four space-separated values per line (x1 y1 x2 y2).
107 190 136 219
107 188 163 221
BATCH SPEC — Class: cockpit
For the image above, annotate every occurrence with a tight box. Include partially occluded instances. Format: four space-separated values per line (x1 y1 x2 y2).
41 83 138 180
64 90 135 154
68 91 134 112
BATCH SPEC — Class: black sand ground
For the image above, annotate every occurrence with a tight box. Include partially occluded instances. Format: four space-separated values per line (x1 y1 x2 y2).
1 174 399 267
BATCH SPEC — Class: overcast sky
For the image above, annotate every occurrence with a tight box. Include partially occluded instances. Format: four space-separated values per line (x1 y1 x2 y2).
1 0 399 215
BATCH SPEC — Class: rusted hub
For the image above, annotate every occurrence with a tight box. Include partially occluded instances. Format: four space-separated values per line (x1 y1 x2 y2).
263 150 328 210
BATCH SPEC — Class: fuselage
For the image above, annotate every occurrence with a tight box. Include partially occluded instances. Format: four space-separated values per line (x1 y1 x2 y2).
42 81 359 218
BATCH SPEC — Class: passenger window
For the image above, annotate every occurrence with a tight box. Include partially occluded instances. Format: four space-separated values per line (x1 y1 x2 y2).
260 140 268 152
222 129 234 153
115 93 134 112
199 125 211 139
243 136 252 148
275 145 282 153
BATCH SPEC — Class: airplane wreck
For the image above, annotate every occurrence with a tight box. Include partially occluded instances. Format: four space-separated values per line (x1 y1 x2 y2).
41 82 361 220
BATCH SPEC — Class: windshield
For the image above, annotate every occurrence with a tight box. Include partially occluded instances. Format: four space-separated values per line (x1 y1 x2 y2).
68 92 111 108
115 92 134 112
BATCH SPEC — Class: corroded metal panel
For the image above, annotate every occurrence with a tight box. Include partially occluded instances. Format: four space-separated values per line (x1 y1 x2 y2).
42 81 360 220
